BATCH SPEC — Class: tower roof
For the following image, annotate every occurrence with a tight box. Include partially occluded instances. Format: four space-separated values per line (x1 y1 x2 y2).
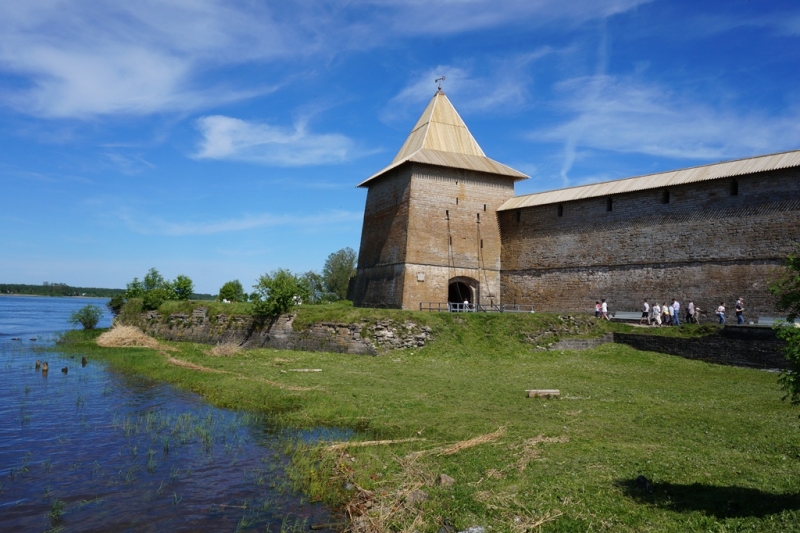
358 91 528 187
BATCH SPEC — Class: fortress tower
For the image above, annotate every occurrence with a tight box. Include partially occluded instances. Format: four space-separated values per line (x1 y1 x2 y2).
352 89 527 309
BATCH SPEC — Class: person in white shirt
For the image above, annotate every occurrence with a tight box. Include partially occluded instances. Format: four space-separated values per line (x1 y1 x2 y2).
717 302 726 324
652 303 661 326
640 299 650 325
672 299 681 326
601 299 609 321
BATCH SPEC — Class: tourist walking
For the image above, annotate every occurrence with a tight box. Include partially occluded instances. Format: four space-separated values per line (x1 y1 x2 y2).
717 302 726 324
595 301 601 318
601 299 610 321
640 299 650 325
663 302 671 326
735 298 745 324
652 302 662 326
672 299 681 326
687 299 696 323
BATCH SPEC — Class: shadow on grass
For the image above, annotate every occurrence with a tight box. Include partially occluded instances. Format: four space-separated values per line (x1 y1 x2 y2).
617 478 800 518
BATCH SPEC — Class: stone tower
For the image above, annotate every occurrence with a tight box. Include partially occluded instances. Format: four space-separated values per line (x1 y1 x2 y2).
352 89 528 309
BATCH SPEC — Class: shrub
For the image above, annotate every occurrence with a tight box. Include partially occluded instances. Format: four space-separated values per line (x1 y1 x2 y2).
69 304 104 330
252 268 309 317
107 294 126 316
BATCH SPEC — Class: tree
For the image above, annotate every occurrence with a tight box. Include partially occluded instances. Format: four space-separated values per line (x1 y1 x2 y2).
769 250 800 407
173 275 194 300
251 269 309 317
322 247 357 301
300 271 325 304
69 304 103 330
124 268 195 310
218 280 247 302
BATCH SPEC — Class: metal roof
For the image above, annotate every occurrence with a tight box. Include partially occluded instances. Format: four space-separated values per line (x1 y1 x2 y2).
499 149 800 211
358 91 528 187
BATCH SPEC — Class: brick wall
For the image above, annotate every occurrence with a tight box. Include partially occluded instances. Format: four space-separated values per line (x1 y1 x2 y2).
499 168 800 315
352 167 412 308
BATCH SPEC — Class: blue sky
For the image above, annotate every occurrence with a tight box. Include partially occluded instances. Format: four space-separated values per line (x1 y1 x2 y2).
2 0 799 295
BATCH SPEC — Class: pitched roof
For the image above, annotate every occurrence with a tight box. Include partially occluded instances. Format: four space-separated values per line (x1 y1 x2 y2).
358 91 528 187
499 148 800 211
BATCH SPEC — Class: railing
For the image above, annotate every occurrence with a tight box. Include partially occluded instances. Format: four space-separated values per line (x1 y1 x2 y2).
419 302 535 313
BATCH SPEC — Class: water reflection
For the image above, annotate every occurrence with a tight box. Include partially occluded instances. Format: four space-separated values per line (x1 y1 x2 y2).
0 343 335 532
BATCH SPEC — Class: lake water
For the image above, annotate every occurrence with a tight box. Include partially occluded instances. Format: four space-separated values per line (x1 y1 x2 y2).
0 296 335 532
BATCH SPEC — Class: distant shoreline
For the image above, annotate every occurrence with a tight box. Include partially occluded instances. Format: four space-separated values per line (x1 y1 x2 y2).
0 294 111 299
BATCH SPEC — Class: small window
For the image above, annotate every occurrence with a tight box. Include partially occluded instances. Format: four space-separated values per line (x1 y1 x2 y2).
606 197 613 212
445 210 449 220
456 197 459 205
662 189 670 204
480 239 483 249
483 204 487 211
477 213 480 222
730 179 739 196
516 210 521 223
449 236 452 245
557 204 564 217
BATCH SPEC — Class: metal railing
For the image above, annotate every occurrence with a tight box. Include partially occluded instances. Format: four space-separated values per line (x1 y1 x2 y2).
419 302 535 313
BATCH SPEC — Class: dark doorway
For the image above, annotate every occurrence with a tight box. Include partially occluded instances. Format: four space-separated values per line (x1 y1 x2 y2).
448 281 472 303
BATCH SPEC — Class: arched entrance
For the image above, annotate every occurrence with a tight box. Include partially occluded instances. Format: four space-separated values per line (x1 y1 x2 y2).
448 276 479 306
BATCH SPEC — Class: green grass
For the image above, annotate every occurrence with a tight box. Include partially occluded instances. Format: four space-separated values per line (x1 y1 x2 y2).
57 312 800 532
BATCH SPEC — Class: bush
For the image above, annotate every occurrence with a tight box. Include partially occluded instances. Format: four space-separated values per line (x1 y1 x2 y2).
69 304 104 330
107 294 126 316
252 269 309 317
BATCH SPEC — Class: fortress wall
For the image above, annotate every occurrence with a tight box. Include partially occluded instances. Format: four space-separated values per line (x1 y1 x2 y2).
352 168 412 308
499 168 800 315
400 164 515 307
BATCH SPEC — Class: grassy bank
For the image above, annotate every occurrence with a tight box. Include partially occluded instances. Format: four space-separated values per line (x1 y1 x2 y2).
57 311 800 532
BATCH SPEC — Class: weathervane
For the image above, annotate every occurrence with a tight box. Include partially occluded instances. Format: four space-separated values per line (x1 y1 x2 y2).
435 76 446 93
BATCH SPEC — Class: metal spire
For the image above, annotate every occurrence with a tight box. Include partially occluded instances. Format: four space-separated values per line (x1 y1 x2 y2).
435 76 446 94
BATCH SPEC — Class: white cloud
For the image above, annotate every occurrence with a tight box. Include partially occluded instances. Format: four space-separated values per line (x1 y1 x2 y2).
362 0 653 35
0 1 295 118
118 209 363 236
193 115 362 166
0 0 649 119
533 74 800 181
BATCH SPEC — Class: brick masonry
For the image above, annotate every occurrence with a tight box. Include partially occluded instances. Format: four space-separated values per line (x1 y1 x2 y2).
353 162 516 309
498 168 800 316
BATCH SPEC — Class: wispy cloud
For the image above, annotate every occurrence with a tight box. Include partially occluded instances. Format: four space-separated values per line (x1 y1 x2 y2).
364 0 653 35
118 209 363 237
105 152 155 175
193 115 369 166
0 0 649 119
533 74 800 183
381 50 552 124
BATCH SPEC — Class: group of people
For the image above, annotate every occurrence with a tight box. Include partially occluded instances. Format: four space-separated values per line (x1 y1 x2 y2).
636 299 698 326
625 297 745 326
715 298 746 325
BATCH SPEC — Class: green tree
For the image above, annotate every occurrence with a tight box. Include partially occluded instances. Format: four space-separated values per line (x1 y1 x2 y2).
218 280 247 302
300 271 325 304
769 250 800 407
173 274 194 300
251 269 309 317
124 268 194 310
322 247 357 301
69 304 103 330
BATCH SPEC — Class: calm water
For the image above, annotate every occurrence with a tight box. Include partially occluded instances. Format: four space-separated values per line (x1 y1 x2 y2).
0 296 335 532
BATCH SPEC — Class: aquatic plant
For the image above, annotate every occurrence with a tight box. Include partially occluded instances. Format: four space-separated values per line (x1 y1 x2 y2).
48 499 65 520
